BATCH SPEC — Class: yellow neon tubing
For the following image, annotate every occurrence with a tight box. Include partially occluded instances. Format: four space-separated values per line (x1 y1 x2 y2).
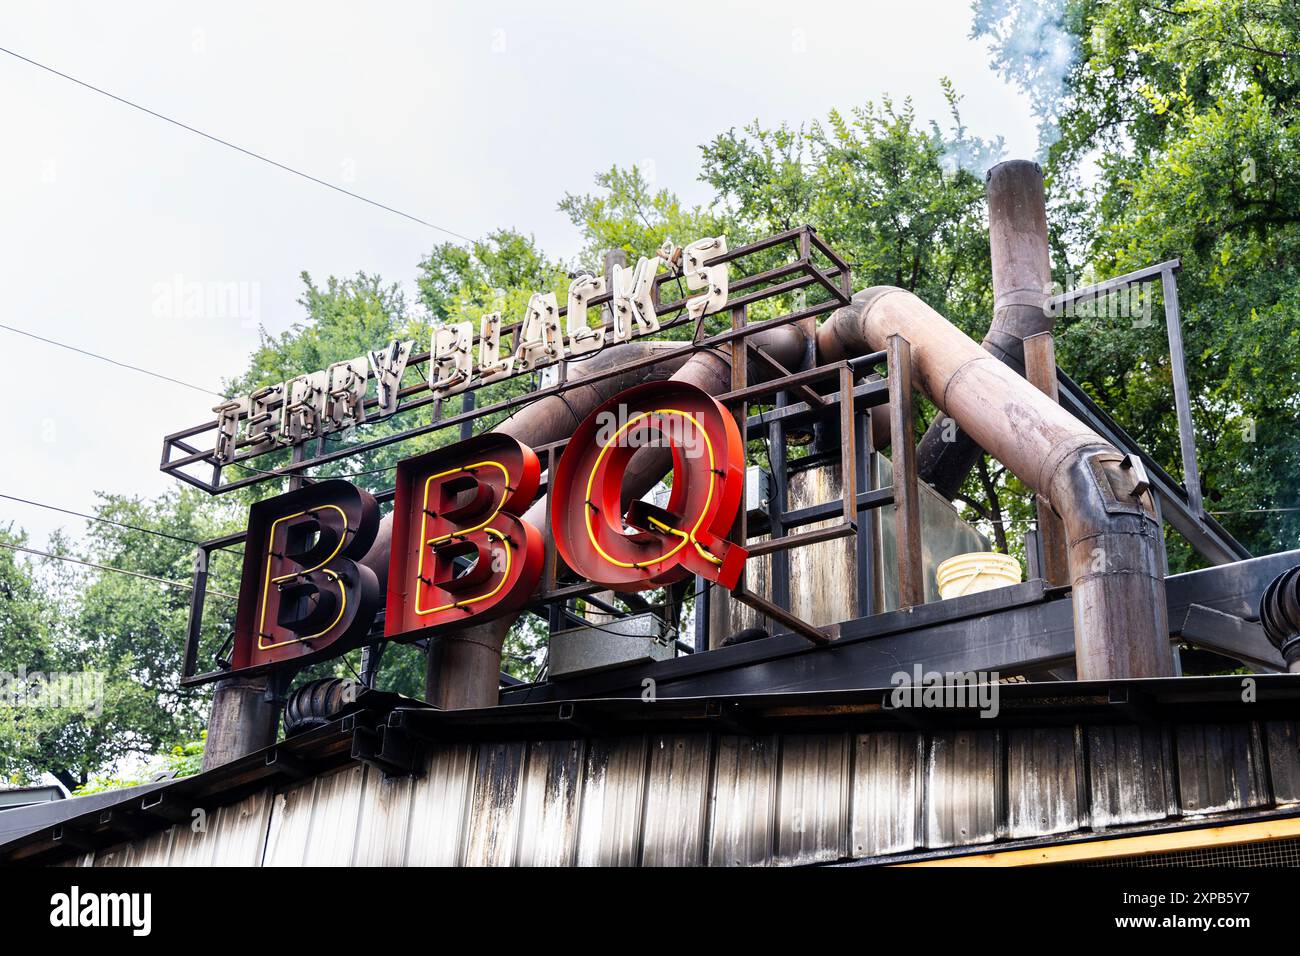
258 504 349 650
414 460 514 616
583 409 725 571
415 527 513 616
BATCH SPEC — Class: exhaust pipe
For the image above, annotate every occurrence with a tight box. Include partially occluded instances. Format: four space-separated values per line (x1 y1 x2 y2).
819 287 1174 679
915 160 1055 498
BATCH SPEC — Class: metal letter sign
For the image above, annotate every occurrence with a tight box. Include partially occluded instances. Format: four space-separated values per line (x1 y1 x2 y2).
551 382 749 591
231 480 382 673
385 434 545 641
220 383 747 678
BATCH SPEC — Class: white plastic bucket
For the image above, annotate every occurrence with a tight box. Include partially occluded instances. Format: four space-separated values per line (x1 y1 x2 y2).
935 551 1022 600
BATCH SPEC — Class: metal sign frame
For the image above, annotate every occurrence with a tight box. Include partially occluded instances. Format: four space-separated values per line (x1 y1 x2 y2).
176 226 917 685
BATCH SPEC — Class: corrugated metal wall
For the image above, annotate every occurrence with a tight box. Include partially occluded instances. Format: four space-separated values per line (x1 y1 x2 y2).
60 719 1300 866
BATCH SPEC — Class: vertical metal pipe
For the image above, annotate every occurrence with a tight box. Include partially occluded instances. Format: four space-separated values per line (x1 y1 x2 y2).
887 334 924 608
820 287 1174 679
1023 332 1071 586
914 160 1054 498
716 306 750 649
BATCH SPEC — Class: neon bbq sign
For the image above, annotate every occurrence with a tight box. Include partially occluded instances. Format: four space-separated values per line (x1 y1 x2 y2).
165 225 856 684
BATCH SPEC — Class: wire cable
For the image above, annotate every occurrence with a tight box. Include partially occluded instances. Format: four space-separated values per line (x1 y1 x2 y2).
0 322 223 397
0 45 473 243
0 493 217 547
0 541 236 599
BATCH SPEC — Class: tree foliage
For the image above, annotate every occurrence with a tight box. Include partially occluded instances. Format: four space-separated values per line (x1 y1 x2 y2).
11 15 1300 785
977 0 1300 566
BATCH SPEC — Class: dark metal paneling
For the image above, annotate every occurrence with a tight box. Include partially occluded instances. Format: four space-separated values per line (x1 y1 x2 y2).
850 732 922 857
406 743 475 865
640 734 711 866
924 730 1000 848
463 742 527 866
1266 721 1300 806
775 734 851 865
1006 727 1080 838
708 735 777 867
576 736 648 867
517 739 585 866
1175 723 1269 815
1086 725 1173 828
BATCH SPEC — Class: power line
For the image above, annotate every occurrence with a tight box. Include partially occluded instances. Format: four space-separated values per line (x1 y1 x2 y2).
0 542 236 599
0 45 474 243
0 493 232 548
0 322 223 397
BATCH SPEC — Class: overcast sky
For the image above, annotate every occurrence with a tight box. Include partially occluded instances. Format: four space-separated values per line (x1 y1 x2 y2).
0 1 1037 548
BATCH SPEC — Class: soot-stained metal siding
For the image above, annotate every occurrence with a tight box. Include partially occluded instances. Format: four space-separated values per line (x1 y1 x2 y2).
51 716 1300 867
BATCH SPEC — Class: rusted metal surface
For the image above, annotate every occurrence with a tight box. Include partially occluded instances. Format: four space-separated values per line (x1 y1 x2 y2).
820 286 1173 680
709 735 777 866
786 469 857 624
1022 332 1070 587
201 675 281 771
886 335 924 608
913 159 1054 498
44 712 1300 868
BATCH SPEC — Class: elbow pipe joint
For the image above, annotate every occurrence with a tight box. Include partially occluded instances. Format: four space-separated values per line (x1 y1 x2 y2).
820 285 1173 680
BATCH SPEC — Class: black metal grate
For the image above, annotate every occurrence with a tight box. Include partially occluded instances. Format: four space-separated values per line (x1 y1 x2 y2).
1082 835 1300 867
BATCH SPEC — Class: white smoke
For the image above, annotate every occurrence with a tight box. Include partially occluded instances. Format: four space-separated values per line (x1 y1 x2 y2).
970 0 1080 156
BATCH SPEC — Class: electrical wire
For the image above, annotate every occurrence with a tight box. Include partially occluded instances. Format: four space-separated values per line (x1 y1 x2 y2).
0 322 223 397
0 541 236 599
0 45 473 243
0 493 222 547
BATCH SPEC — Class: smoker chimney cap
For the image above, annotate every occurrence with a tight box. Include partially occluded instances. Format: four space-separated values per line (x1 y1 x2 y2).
985 159 1044 183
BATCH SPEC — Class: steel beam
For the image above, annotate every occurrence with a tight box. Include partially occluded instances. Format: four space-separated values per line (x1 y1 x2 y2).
501 550 1300 704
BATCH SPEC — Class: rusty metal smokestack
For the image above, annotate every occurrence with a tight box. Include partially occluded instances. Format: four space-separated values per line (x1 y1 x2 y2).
819 287 1174 680
915 160 1054 498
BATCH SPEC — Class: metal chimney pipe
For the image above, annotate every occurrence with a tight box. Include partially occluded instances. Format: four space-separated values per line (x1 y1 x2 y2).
915 159 1054 498
819 287 1174 679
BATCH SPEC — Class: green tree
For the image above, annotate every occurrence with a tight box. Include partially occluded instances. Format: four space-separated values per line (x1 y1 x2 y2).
977 0 1300 567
